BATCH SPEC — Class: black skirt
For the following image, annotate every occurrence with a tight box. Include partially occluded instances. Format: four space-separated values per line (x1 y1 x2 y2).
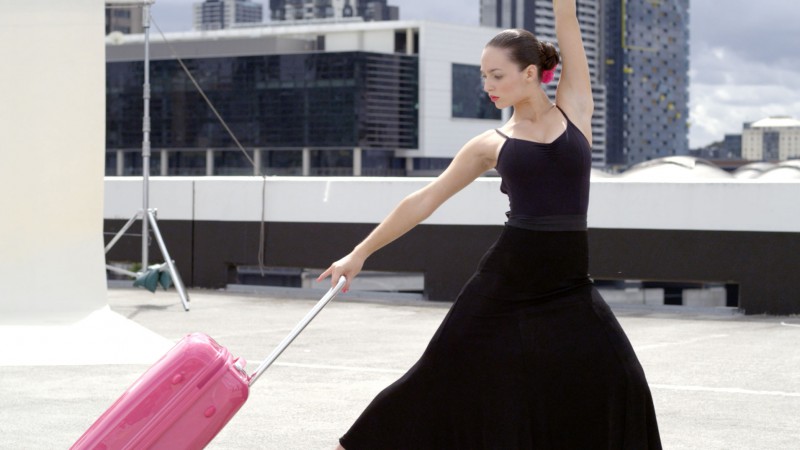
340 225 662 449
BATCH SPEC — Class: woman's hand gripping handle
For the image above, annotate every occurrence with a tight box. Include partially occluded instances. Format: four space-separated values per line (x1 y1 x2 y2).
317 251 365 294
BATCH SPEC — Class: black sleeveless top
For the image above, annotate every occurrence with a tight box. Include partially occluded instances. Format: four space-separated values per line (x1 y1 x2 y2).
494 106 592 231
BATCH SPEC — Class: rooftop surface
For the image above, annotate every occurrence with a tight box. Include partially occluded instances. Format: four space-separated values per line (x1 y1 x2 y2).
2 287 799 449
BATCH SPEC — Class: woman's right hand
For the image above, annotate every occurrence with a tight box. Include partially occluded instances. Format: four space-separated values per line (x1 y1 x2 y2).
317 251 365 294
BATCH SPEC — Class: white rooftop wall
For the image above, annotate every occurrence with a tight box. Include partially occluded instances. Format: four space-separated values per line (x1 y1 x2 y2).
324 28 395 53
106 177 800 234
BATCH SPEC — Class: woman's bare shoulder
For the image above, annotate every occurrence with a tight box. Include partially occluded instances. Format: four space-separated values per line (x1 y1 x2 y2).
462 128 507 158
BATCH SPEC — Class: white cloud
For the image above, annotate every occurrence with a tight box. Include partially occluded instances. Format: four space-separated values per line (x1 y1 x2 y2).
149 1 194 31
395 0 478 24
690 83 800 147
689 34 800 147
687 0 800 147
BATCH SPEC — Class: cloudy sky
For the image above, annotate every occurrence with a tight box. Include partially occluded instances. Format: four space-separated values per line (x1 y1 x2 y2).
147 0 800 149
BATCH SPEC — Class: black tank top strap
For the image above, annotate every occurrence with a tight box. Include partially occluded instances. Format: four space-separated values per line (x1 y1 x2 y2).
554 104 570 122
494 129 510 139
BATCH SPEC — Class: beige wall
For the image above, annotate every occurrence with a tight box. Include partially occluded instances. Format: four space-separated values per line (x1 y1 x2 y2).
742 127 763 160
743 126 800 161
780 128 800 160
0 1 107 323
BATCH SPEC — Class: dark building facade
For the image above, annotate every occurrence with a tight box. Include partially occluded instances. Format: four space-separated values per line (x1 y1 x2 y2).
604 0 690 167
107 51 418 175
722 134 742 159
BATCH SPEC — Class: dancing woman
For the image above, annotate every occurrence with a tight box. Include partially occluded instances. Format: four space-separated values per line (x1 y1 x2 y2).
320 1 662 448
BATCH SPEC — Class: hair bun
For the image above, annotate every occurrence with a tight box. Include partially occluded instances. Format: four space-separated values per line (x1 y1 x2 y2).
539 41 560 71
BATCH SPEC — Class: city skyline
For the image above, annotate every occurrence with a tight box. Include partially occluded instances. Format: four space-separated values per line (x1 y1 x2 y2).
143 0 800 150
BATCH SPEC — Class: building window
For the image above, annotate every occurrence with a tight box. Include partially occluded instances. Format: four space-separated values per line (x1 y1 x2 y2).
451 63 501 120
107 52 419 153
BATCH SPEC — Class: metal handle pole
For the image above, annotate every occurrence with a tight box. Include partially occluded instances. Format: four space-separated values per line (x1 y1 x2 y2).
249 276 347 386
141 2 152 269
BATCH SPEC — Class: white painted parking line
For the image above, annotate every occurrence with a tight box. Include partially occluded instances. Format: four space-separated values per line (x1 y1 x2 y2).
273 362 800 399
274 361 406 374
650 384 800 398
634 334 729 351
780 322 800 328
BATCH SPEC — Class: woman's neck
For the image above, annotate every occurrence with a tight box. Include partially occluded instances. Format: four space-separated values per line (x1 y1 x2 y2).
509 88 553 124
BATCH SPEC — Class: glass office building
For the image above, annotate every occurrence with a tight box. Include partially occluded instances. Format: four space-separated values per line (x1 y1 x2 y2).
107 51 418 175
106 20 503 176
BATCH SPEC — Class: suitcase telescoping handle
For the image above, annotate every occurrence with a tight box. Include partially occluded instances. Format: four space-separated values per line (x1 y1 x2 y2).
248 275 347 386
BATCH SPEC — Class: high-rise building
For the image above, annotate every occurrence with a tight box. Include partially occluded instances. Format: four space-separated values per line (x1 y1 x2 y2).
106 5 143 34
269 0 398 22
193 0 263 30
480 0 607 167
604 0 690 167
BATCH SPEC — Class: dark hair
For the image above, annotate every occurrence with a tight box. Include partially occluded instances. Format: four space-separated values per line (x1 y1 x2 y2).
486 29 560 76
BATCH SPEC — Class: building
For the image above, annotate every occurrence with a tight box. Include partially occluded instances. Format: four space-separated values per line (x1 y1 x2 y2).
721 133 742 159
604 0 690 167
105 21 502 176
480 0 607 167
105 5 143 34
193 0 263 31
689 133 741 161
742 116 800 161
269 0 398 22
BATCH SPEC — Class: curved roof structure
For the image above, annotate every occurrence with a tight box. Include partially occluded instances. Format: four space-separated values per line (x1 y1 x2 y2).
619 156 732 180
749 116 800 128
733 162 777 179
757 160 800 180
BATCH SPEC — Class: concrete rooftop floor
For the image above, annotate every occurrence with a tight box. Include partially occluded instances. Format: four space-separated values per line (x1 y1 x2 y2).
1 287 799 449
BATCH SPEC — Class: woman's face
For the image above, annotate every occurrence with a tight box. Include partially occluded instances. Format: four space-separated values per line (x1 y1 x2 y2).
480 46 536 109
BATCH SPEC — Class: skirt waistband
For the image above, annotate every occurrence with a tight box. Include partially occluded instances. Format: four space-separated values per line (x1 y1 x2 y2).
505 214 587 231
469 224 592 301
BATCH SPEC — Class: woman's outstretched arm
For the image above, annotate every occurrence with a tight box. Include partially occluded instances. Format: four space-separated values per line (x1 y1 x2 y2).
553 0 594 138
317 132 498 292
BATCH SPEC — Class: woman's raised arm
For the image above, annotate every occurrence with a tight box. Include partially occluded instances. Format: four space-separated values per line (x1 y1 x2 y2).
317 132 498 292
553 0 593 133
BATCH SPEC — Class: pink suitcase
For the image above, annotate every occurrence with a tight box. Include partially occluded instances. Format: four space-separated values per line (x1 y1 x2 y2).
72 276 346 450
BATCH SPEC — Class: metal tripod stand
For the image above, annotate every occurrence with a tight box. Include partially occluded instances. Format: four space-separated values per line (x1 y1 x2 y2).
104 0 189 311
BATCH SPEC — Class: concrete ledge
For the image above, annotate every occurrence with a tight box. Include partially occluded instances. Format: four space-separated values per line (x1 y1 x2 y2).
0 306 174 366
104 177 800 314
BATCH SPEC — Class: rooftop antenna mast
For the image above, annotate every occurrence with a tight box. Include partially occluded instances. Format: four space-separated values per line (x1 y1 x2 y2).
104 0 189 311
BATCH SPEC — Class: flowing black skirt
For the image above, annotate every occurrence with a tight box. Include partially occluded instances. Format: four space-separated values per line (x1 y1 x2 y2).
339 225 662 449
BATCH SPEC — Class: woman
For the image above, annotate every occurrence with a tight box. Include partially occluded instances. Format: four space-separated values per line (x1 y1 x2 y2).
320 1 662 448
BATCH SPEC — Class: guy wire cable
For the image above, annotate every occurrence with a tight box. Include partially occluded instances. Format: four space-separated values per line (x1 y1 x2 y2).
150 14 269 276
